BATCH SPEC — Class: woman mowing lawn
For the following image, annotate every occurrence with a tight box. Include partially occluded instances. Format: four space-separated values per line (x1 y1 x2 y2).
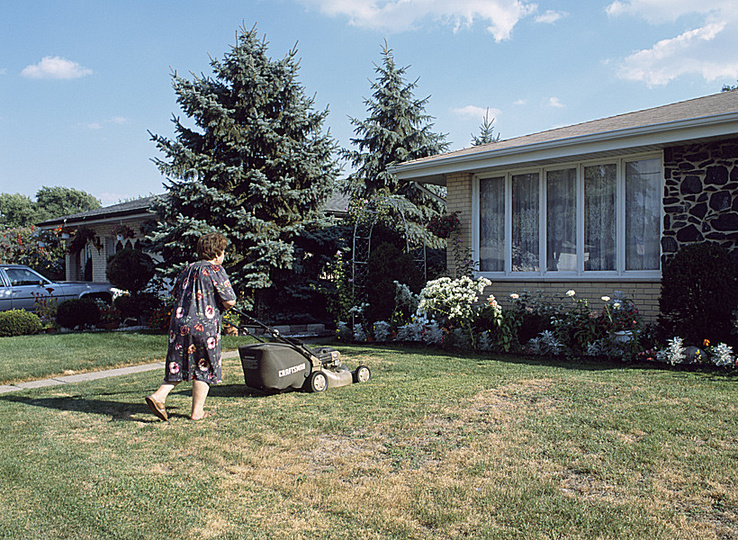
145 233 236 421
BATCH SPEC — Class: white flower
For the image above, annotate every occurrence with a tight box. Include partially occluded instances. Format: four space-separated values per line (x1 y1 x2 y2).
566 290 576 297
510 293 520 300
601 296 610 302
613 302 621 310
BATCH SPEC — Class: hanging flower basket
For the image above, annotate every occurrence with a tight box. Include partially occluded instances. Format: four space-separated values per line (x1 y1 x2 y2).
111 224 135 240
67 226 97 254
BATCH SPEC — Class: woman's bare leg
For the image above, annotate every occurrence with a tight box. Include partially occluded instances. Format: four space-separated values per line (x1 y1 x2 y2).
190 380 210 420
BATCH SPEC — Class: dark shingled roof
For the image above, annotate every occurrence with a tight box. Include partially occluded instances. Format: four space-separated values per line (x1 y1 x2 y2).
38 190 351 227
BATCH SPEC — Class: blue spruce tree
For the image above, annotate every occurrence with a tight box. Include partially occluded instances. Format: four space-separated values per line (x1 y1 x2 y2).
149 25 339 316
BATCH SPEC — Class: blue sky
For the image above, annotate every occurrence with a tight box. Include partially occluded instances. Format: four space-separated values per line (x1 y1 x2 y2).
2 0 738 206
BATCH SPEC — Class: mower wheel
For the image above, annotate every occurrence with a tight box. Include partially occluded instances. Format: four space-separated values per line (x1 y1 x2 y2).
353 365 371 384
306 371 328 393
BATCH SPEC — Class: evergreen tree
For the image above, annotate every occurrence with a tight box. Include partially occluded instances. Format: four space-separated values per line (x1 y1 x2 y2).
471 108 501 146
149 25 339 313
341 43 448 223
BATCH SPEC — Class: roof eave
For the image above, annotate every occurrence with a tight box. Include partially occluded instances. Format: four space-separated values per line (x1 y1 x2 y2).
392 112 738 183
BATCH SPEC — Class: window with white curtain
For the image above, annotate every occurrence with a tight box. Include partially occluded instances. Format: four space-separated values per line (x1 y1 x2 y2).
546 168 577 272
512 173 539 272
475 155 661 277
584 163 616 271
479 176 505 272
625 158 661 270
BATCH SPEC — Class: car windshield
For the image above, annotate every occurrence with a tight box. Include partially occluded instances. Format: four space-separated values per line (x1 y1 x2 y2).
3 267 51 287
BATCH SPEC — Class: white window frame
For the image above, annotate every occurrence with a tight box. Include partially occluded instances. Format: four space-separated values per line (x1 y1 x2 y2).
471 153 663 280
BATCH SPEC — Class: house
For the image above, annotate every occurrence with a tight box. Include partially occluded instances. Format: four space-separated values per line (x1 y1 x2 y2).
391 91 738 320
38 191 351 285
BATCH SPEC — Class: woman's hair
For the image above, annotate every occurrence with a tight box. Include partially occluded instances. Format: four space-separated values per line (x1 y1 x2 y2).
196 233 228 261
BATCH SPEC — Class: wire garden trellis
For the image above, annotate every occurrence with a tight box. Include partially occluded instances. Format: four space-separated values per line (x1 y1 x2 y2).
350 196 428 319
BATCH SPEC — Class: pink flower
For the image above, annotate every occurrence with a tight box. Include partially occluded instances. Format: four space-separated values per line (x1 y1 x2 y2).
198 358 210 371
205 305 215 319
207 337 216 349
176 307 184 318
169 331 176 343
194 323 204 332
168 362 180 374
180 325 190 336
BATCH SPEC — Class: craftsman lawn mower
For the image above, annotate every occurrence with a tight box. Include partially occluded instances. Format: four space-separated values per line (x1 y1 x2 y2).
227 308 370 394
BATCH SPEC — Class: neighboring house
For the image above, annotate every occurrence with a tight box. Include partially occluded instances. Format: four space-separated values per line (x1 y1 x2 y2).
391 91 738 320
37 192 351 285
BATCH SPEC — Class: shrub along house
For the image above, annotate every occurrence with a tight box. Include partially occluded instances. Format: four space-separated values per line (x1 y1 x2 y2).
391 91 738 320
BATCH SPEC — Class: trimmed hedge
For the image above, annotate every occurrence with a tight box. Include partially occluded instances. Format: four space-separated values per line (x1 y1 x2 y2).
56 298 101 330
0 310 43 337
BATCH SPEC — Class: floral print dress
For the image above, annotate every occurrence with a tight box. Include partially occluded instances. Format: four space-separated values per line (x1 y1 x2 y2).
165 260 236 384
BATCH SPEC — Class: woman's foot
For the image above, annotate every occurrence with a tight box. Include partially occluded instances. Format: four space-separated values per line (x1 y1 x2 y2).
145 395 168 421
190 410 216 421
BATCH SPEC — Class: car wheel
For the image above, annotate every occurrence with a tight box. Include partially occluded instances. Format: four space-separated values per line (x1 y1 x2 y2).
306 371 328 393
353 365 371 383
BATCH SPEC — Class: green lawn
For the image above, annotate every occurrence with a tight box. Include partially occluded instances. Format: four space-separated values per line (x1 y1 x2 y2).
0 340 734 539
0 331 256 383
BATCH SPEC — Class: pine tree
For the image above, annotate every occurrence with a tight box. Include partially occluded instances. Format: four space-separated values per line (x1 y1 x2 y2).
149 25 339 313
341 43 449 222
471 108 501 146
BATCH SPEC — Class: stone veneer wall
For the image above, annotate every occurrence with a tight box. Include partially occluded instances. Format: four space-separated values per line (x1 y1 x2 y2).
662 137 738 264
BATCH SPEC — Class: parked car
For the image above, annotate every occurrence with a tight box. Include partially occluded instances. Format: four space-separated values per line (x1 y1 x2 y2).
0 264 115 312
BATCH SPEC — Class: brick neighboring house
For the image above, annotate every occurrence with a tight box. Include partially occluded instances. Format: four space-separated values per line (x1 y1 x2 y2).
391 91 738 320
38 191 350 285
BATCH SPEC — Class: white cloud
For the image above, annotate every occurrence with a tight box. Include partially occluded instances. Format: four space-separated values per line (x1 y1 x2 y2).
79 117 129 131
608 1 738 86
513 98 527 105
300 0 537 41
606 0 736 24
21 56 92 79
452 105 502 120
547 97 565 108
535 10 566 24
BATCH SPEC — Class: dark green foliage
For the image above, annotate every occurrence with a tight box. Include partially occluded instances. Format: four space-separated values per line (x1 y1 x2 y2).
365 242 424 324
257 224 345 324
106 247 155 294
34 186 100 222
149 24 339 313
341 43 449 226
658 242 738 346
56 299 100 330
114 293 162 321
0 187 100 227
0 309 42 337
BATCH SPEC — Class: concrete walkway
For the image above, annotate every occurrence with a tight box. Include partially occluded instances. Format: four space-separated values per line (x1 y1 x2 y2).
0 350 241 394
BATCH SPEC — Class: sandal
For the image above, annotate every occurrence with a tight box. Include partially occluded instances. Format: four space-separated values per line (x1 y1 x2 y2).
145 396 168 421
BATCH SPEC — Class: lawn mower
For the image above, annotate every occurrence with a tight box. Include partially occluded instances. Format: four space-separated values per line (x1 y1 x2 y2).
226 308 370 393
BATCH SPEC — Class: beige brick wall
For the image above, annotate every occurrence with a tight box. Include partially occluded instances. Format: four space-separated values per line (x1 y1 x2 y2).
483 280 661 321
445 172 473 277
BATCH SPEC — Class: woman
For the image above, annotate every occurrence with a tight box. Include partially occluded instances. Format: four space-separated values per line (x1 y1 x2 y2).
146 233 236 421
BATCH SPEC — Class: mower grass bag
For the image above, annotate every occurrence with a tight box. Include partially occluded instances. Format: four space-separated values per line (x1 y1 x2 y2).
238 342 370 393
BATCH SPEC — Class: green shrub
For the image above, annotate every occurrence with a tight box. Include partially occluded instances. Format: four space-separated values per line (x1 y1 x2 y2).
114 292 162 320
56 298 100 330
0 309 42 337
365 242 424 324
106 247 155 294
659 242 738 346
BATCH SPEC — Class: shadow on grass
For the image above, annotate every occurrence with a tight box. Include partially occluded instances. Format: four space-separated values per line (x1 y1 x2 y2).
0 384 267 422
